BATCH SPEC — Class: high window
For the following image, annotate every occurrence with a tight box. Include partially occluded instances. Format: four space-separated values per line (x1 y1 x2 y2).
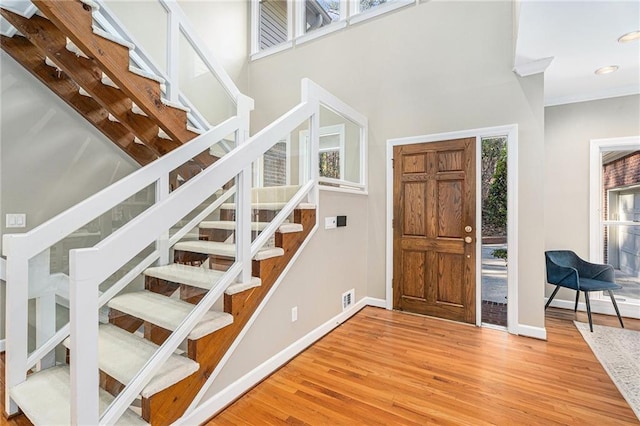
252 0 412 59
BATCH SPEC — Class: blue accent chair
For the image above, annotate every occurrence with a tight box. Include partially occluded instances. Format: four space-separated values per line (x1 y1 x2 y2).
545 250 624 332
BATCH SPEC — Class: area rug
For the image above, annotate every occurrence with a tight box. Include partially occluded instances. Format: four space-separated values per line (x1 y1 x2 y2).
574 321 640 420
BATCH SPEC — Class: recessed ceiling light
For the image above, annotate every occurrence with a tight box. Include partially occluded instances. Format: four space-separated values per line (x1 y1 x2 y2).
618 31 640 43
595 65 619 75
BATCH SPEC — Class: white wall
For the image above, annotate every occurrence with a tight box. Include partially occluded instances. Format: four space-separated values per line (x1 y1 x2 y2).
544 94 640 303
197 0 546 407
248 0 544 326
204 190 369 396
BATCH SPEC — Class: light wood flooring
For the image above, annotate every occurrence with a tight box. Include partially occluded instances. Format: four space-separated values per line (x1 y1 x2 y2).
207 307 639 425
2 307 639 425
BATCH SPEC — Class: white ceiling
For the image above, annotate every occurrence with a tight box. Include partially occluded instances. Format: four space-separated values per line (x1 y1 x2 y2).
516 1 640 106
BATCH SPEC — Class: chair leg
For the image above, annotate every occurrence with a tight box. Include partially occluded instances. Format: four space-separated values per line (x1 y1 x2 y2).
545 285 561 310
607 290 625 329
584 291 593 332
574 290 580 312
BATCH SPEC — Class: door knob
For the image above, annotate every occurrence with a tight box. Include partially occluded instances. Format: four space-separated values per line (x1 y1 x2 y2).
464 236 473 243
465 226 473 233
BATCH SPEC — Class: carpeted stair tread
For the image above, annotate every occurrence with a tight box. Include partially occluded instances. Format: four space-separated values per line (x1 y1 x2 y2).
173 240 284 260
62 324 198 398
198 221 302 234
108 290 233 340
219 202 317 211
220 201 290 210
225 277 262 295
296 202 317 210
199 221 270 231
144 263 225 290
277 223 303 233
10 366 147 425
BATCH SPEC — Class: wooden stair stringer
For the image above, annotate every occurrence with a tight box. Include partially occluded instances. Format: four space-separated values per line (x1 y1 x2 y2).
0 5 217 172
0 9 178 159
0 34 156 166
31 0 197 144
142 208 317 425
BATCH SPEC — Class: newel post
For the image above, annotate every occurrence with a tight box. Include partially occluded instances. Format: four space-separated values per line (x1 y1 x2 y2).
69 247 100 425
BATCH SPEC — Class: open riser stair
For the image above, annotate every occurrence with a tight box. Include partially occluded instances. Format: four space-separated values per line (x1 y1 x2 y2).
9 197 317 425
0 0 211 188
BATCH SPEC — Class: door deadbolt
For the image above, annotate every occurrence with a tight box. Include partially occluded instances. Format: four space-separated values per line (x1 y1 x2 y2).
464 236 473 243
465 226 473 233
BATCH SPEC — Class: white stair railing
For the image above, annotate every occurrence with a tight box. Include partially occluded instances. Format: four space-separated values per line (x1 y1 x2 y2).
3 76 368 424
95 79 367 424
2 105 250 417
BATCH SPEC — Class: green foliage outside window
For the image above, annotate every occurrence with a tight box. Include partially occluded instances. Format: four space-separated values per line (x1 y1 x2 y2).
483 143 507 235
319 151 340 179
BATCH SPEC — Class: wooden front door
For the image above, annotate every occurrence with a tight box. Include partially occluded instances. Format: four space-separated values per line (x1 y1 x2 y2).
393 138 476 324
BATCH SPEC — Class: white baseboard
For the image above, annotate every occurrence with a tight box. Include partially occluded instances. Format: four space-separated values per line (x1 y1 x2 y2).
547 297 640 320
175 296 385 426
517 324 547 340
0 339 5 353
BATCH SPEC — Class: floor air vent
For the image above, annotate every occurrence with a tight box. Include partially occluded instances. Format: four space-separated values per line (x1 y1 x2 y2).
342 289 355 311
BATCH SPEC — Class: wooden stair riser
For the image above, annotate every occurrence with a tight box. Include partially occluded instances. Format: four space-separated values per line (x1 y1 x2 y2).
0 35 156 166
109 308 144 333
199 229 233 243
174 250 208 266
180 284 208 305
145 277 180 297
199 228 262 243
109 307 174 347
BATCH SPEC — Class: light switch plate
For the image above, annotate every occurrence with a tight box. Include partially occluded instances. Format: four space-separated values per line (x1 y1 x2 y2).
325 216 337 229
6 213 26 228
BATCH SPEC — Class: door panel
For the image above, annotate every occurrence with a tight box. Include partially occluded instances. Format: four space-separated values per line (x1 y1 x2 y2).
393 138 476 324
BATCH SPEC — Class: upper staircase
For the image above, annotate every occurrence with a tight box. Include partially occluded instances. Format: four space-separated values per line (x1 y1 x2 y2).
1 0 220 188
1 1 367 424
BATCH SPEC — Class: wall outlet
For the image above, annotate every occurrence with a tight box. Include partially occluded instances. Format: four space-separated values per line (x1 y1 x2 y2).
6 213 26 228
325 216 337 229
291 306 298 322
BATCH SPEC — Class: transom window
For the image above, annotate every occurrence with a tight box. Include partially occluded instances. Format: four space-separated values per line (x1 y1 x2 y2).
252 0 412 58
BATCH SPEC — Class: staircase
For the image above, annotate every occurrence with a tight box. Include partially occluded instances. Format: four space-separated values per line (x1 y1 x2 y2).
0 0 214 187
9 199 316 425
5 180 319 425
1 1 365 424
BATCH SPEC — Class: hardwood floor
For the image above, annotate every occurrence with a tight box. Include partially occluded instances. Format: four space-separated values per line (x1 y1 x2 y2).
2 307 638 425
207 307 640 425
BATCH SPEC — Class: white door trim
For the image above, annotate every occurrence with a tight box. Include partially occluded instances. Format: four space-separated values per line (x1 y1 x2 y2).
386 124 519 334
589 135 640 262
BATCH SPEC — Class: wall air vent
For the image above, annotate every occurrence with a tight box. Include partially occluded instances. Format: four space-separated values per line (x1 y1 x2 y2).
342 289 355 311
